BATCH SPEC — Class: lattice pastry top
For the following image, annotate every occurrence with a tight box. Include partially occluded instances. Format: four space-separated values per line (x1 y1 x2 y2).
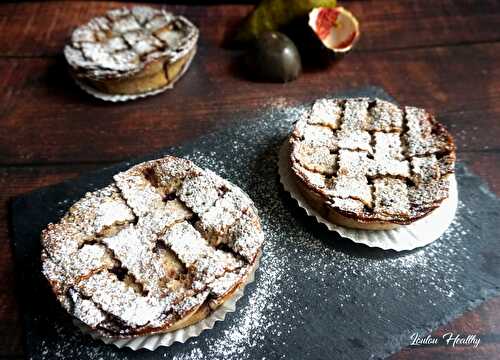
64 6 198 80
289 97 456 225
41 156 263 338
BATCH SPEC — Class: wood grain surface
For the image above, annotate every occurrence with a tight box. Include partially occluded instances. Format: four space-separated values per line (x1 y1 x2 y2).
1 1 499 359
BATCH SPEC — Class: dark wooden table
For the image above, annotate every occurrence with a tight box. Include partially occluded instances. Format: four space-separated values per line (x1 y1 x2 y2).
1 1 499 359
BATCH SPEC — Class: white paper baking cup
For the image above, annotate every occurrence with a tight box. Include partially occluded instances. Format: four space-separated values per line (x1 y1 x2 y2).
73 47 197 102
75 254 260 350
279 142 458 251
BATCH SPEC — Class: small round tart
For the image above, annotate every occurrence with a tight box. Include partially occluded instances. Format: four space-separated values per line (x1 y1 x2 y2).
41 156 264 338
64 6 198 95
288 97 456 230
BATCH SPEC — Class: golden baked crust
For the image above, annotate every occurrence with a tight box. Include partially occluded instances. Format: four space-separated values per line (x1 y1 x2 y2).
41 156 264 338
288 98 456 229
64 6 198 95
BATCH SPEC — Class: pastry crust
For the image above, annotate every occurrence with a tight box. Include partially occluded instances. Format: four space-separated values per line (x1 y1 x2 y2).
288 97 456 230
41 156 264 338
64 6 199 95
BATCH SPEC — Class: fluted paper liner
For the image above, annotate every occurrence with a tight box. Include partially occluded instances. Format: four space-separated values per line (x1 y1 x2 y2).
73 47 197 102
279 142 458 251
75 254 260 350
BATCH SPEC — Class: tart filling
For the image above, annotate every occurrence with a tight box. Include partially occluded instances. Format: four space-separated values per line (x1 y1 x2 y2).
41 156 263 338
64 6 199 95
289 97 456 227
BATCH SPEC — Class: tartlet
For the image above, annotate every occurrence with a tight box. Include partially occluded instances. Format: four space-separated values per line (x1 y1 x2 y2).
41 156 263 338
64 6 198 96
288 97 456 230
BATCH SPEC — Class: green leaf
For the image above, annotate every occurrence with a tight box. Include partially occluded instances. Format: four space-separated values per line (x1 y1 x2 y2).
233 0 337 45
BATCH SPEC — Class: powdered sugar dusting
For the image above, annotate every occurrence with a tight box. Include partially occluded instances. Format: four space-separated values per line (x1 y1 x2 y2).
65 6 199 80
31 91 500 360
290 97 456 223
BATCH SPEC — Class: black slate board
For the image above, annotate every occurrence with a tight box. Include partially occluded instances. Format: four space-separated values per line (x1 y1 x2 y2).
10 87 500 360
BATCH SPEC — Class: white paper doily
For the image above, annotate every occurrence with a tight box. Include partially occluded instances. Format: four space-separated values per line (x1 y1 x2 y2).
279 142 458 251
75 254 260 351
73 47 197 102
